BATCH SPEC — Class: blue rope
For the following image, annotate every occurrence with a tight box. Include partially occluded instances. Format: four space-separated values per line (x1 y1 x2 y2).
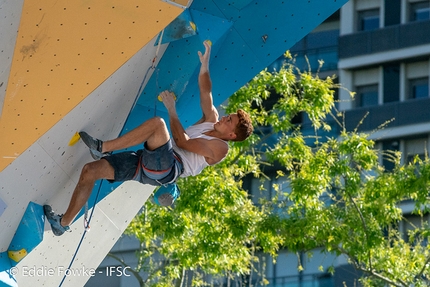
128 29 164 121
57 180 103 287
57 62 152 285
58 30 165 287
129 64 155 113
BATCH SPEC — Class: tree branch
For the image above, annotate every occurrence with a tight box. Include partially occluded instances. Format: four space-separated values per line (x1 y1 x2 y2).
360 267 406 287
345 189 373 270
417 253 430 280
229 130 276 165
144 258 179 285
175 267 186 287
332 245 408 287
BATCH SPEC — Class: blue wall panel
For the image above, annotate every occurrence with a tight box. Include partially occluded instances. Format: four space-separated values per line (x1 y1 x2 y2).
187 0 227 19
87 0 348 215
138 0 348 126
8 202 44 266
224 0 254 10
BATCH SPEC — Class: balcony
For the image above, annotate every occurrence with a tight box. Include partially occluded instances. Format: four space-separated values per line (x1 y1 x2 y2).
269 30 339 72
344 98 430 132
339 20 430 59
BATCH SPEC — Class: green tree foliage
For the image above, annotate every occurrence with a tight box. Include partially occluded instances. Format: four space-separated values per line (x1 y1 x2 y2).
125 54 430 287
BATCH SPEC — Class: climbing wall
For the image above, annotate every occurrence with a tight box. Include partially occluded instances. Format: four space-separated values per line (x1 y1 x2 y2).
0 36 172 286
0 0 182 286
123 0 350 131
0 0 348 286
0 0 24 120
0 0 181 171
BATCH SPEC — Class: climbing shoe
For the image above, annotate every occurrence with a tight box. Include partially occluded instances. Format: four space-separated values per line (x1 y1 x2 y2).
43 205 70 236
79 131 111 160
154 184 180 207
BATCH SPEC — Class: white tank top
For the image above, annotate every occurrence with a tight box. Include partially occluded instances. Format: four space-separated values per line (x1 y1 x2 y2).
172 122 228 177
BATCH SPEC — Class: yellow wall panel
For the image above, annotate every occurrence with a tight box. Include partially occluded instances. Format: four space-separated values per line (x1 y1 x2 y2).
0 0 182 171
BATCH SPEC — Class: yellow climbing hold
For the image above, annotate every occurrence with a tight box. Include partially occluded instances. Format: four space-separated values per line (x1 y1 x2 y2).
8 249 28 263
68 132 81 146
190 21 196 31
205 40 212 46
158 93 177 102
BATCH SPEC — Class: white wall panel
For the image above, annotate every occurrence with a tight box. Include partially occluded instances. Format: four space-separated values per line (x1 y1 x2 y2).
0 38 165 285
0 0 24 118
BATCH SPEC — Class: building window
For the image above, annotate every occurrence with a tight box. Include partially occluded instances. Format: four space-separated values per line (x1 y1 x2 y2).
249 175 290 203
404 137 427 164
406 153 426 164
357 9 380 31
383 64 400 103
408 78 429 99
409 1 430 22
382 140 400 171
402 214 429 246
250 178 271 205
355 84 379 107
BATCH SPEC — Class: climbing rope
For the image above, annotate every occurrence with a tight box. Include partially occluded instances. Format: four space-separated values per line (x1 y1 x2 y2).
83 201 90 231
58 181 102 287
58 30 166 287
82 28 165 231
131 28 165 114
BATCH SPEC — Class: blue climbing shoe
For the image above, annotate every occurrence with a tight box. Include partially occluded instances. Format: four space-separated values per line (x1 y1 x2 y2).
79 131 111 160
154 184 180 207
43 205 70 236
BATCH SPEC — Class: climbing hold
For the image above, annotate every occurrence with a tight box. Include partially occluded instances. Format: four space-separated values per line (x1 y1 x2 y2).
158 92 177 102
8 249 28 263
68 132 81 146
7 202 44 266
205 40 212 46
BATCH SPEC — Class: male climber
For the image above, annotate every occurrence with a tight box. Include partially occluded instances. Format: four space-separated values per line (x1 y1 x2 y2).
44 41 253 236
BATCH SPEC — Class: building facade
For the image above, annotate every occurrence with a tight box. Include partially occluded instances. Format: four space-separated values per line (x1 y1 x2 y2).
253 1 430 286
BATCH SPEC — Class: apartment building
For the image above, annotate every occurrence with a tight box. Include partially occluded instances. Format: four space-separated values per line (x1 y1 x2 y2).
258 1 430 286
338 0 430 168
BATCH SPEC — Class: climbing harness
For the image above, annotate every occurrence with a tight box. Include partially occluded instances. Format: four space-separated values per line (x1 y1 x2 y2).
81 28 165 231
